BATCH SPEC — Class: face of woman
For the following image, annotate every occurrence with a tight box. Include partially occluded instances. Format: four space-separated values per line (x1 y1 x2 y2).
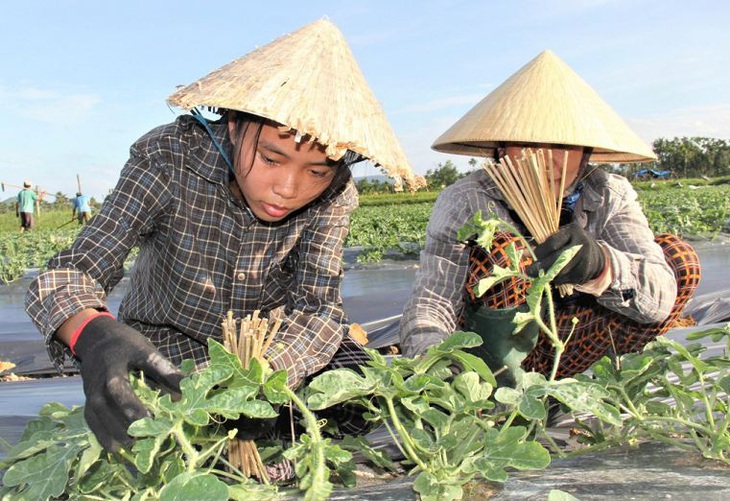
504 144 585 198
228 119 336 222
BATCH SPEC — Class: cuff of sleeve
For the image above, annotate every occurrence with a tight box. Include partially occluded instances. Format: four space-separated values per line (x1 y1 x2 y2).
267 346 301 389
575 244 613 297
69 311 116 355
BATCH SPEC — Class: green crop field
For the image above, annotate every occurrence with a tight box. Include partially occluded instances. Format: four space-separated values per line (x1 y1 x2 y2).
2 181 730 283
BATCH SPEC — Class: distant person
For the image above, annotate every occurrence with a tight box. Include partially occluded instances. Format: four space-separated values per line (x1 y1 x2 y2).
399 50 701 386
72 192 92 225
25 18 414 480
16 180 45 232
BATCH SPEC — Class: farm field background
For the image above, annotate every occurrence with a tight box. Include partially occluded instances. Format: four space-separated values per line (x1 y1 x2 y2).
2 178 730 284
2 179 730 500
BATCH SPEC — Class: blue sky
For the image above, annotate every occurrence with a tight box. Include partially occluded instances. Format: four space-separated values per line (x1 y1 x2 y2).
2 0 729 200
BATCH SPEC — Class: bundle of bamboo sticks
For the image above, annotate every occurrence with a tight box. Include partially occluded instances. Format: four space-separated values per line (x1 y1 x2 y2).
222 310 282 483
482 148 573 296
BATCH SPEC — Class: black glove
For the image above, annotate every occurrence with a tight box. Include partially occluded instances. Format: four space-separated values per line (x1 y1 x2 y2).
527 222 605 285
73 314 184 452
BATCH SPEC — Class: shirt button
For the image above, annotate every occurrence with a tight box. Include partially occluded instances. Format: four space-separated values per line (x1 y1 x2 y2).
237 272 246 281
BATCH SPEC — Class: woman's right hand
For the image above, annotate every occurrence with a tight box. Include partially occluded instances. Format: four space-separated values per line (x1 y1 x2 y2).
72 315 183 452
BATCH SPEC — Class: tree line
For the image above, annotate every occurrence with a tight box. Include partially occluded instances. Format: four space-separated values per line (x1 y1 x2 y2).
2 136 727 207
646 137 730 179
354 136 730 194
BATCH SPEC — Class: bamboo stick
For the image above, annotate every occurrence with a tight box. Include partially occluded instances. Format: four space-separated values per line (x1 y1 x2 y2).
222 310 283 483
482 149 575 296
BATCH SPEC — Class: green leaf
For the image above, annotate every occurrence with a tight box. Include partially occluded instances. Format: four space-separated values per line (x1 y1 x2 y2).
654 336 710 374
74 434 104 480
446 416 486 464
685 323 730 343
517 388 548 420
421 408 450 429
468 427 551 482
129 417 176 474
172 360 266 425
644 400 673 416
434 330 484 352
338 435 398 471
227 483 279 500
453 371 492 403
4 405 89 464
306 369 374 409
75 458 132 496
401 395 431 416
548 489 581 501
413 471 464 501
262 369 290 404
545 380 622 426
474 263 521 297
404 373 447 393
2 442 82 499
494 386 521 406
456 210 502 251
448 350 497 387
208 391 277 420
718 374 730 394
410 427 439 453
504 241 524 272
513 309 539 334
543 245 581 282
159 472 230 501
324 444 356 487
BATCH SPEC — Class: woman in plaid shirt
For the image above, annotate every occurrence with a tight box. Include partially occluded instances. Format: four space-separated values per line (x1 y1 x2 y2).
399 51 701 386
25 19 415 455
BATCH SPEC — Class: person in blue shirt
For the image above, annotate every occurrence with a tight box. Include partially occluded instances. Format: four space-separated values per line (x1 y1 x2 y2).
72 192 92 225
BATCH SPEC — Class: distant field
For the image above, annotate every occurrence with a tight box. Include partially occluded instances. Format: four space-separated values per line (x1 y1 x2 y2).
2 181 729 283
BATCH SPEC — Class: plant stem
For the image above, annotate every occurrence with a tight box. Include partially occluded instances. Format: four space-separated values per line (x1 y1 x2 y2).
384 396 429 472
380 417 415 470
172 422 201 472
539 426 567 457
284 386 328 493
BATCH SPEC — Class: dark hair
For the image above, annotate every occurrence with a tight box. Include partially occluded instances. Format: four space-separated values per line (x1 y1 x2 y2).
226 110 363 191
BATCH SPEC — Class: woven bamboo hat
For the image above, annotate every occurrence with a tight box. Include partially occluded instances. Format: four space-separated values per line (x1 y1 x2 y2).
432 50 656 163
167 18 415 190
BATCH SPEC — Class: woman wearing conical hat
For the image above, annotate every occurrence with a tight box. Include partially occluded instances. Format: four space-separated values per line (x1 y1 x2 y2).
25 19 413 461
399 50 700 386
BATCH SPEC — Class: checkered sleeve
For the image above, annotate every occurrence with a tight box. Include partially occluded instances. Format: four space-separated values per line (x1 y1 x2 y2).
399 175 498 357
25 139 174 369
594 176 677 323
266 181 358 388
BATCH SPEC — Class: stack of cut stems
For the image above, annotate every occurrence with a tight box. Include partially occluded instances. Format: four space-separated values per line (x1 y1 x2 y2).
222 310 282 483
482 149 573 296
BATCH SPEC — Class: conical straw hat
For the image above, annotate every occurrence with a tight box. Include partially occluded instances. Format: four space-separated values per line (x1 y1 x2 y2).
167 18 415 189
432 50 656 163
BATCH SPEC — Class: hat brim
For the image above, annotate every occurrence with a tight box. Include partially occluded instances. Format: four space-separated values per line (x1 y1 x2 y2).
167 19 416 189
432 50 657 163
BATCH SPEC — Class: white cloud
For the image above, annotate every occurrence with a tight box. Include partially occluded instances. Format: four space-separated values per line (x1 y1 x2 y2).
629 104 730 143
5 84 101 125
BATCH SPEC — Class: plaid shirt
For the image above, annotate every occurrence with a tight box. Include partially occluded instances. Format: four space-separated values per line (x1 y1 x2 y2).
26 115 358 388
399 167 678 357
